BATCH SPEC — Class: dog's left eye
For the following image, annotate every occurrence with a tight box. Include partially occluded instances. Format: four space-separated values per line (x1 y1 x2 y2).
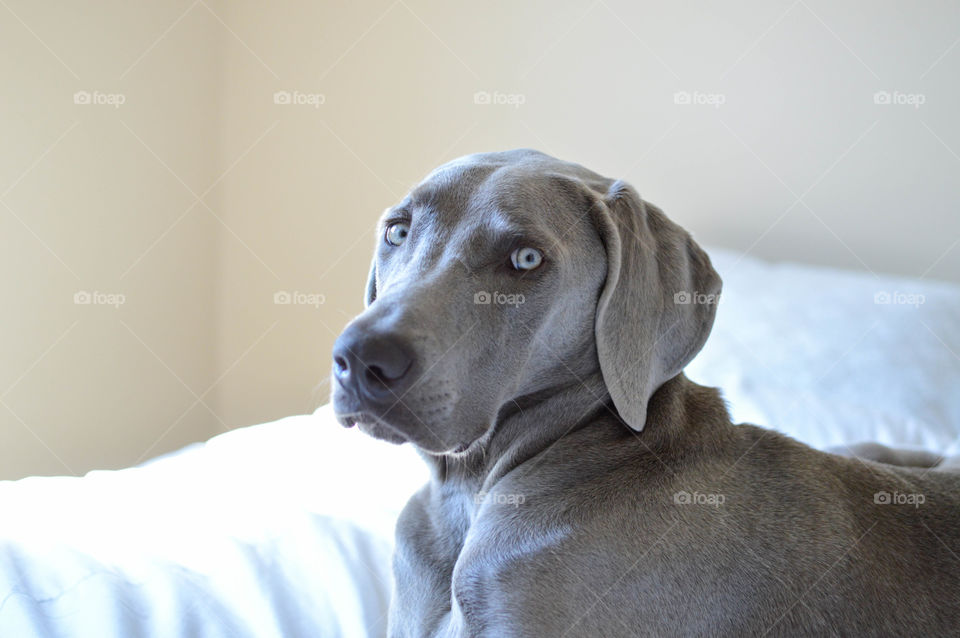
385 222 410 246
510 247 543 270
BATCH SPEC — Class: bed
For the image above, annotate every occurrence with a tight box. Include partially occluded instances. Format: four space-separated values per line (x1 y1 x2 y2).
2 248 958 637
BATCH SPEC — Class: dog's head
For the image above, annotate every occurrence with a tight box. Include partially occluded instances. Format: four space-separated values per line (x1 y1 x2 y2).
331 149 720 454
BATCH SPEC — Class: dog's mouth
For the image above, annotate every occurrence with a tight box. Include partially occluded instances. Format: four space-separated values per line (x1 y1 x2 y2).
335 410 408 444
332 378 466 452
335 411 361 429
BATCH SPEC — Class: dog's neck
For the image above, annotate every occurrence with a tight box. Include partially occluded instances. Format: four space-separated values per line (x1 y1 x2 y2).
415 372 732 497
417 371 612 492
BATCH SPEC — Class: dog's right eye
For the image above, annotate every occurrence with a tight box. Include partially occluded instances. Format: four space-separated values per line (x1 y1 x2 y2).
510 247 543 271
385 222 410 246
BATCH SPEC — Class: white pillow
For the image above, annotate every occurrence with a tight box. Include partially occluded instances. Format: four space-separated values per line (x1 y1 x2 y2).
687 248 960 453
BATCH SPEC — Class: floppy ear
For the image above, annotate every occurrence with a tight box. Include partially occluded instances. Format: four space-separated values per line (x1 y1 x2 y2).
364 255 377 307
591 180 721 432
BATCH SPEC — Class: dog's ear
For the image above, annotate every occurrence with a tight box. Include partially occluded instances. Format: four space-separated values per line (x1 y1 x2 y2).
364 255 377 307
591 180 721 432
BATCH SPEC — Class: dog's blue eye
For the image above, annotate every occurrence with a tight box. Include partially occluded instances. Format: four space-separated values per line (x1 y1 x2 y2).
510 247 542 270
385 222 410 246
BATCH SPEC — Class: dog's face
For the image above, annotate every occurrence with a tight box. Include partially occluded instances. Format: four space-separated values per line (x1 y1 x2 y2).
331 149 721 454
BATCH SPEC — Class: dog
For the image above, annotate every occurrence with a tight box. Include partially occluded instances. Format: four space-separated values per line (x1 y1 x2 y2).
331 149 960 636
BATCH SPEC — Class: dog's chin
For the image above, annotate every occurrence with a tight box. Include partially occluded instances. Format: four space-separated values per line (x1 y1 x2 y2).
356 418 407 444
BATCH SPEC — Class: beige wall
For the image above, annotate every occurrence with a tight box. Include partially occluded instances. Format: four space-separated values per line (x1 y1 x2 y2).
3 0 959 479
1 2 224 479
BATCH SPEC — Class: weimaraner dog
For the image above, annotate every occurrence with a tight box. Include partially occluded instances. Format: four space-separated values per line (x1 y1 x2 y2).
331 149 960 636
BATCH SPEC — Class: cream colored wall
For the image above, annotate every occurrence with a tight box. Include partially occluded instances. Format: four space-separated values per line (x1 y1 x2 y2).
1 3 224 479
3 1 959 479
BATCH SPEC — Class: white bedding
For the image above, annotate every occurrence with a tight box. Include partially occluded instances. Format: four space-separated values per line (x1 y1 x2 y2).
1 248 958 637
689 249 960 453
0 410 427 637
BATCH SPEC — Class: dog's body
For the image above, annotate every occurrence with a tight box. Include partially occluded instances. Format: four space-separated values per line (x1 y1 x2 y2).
392 375 960 636
331 150 960 636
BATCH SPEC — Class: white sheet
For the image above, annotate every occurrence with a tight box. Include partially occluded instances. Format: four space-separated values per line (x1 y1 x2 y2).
0 410 426 638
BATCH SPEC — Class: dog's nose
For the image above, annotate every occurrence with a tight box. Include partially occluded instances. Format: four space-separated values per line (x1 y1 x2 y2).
332 332 414 400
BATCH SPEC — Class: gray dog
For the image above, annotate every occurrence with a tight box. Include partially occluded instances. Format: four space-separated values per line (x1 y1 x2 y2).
331 149 960 637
